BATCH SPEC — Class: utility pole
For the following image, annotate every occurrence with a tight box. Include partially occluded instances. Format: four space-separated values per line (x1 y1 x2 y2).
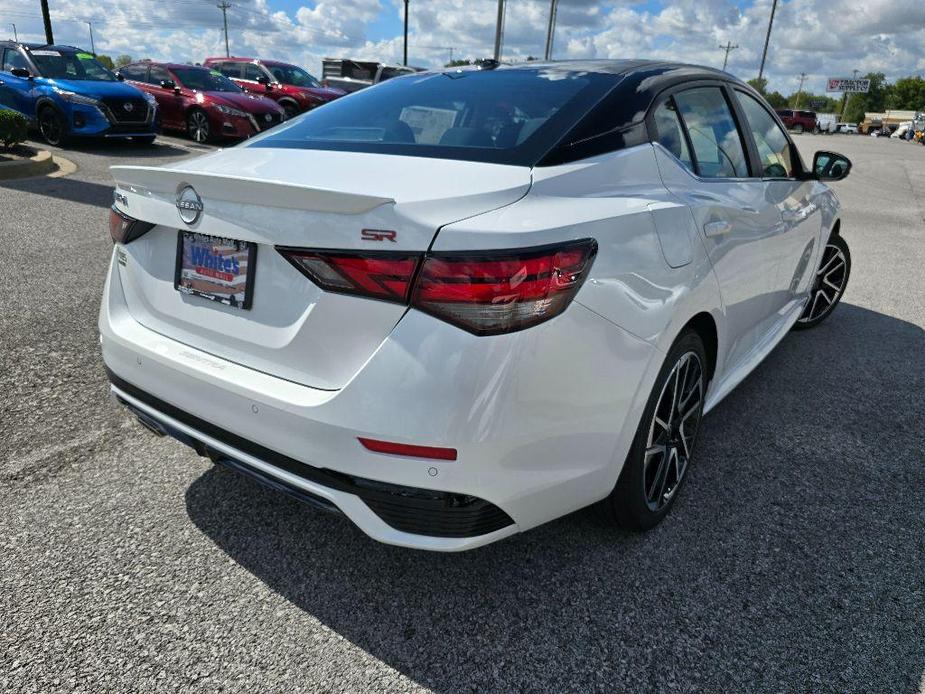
544 0 559 61
719 41 738 71
217 2 231 57
87 21 96 55
794 72 807 107
10 23 17 42
757 0 778 82
403 0 409 66
40 0 54 45
842 68 860 120
493 0 505 61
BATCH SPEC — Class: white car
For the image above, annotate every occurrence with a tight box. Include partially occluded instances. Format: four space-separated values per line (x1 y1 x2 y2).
837 123 859 134
101 61 852 551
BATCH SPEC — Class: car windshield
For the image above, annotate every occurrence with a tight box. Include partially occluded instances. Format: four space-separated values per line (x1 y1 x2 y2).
173 67 242 93
248 67 617 166
29 49 115 81
266 63 320 88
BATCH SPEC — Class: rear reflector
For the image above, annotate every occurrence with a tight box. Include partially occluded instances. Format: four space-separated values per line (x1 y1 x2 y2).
358 437 458 461
109 206 155 245
413 239 597 336
276 238 596 335
277 249 419 302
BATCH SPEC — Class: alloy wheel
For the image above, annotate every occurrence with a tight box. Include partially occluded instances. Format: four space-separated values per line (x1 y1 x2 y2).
643 351 704 512
39 109 63 146
797 241 848 324
188 111 210 143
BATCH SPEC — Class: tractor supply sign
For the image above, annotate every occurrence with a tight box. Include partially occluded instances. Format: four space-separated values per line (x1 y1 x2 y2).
826 78 871 93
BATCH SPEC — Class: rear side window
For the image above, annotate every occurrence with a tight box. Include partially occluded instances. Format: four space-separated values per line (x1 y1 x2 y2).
2 49 29 72
243 63 265 81
674 87 748 178
149 66 171 85
652 98 693 171
217 62 242 78
736 91 795 178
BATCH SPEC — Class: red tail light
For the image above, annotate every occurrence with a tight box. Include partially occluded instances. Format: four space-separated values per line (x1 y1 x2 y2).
275 238 596 335
109 206 155 244
358 437 458 461
412 240 597 335
277 249 419 302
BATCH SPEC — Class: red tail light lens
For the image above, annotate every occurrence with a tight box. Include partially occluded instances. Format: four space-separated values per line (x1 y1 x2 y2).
277 248 420 302
358 437 458 461
275 238 596 335
411 239 597 335
109 206 155 244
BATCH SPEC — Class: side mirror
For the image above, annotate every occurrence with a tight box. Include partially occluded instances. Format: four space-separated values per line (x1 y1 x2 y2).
115 72 125 81
10 67 31 79
812 151 851 181
160 79 179 93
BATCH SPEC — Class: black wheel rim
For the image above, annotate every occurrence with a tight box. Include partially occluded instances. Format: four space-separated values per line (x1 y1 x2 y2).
40 111 62 145
798 241 848 324
644 351 704 512
189 111 209 142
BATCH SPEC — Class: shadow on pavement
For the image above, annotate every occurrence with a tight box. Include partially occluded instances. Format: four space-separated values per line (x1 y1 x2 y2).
185 302 925 692
28 136 209 159
0 175 116 208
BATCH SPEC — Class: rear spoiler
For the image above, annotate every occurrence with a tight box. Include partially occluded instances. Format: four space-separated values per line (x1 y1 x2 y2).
110 165 394 215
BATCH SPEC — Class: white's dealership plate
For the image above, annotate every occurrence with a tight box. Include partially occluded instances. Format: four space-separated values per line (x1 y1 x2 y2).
174 232 256 309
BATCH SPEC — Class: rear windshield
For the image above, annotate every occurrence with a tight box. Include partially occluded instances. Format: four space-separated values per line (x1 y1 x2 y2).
173 67 241 93
248 68 619 166
29 49 115 81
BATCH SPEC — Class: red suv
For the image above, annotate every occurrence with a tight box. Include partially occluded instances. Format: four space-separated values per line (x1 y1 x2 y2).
775 109 818 134
117 62 285 142
203 57 345 119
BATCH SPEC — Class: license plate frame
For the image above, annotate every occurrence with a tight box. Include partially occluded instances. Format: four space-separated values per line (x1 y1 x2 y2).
174 231 257 310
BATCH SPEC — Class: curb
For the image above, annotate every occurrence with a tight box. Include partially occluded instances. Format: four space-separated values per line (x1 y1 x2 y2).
0 149 60 180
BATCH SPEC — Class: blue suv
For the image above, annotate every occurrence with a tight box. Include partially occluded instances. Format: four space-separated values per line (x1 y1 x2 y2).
0 42 158 146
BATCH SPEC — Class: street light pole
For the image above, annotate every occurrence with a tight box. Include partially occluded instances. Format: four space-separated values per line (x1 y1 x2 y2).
87 21 96 55
757 0 778 82
40 0 54 45
544 0 559 61
403 0 409 66
493 0 505 61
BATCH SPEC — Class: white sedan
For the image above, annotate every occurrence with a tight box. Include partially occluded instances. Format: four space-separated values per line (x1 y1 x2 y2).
101 60 852 550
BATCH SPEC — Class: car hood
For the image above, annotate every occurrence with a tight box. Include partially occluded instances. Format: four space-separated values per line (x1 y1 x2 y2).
40 78 146 99
285 85 345 100
207 91 280 113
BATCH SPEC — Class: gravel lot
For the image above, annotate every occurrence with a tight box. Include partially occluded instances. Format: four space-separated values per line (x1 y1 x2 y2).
1 133 923 693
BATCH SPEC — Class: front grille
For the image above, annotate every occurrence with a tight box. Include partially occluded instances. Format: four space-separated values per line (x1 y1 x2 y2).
100 97 150 124
254 111 282 131
107 369 515 539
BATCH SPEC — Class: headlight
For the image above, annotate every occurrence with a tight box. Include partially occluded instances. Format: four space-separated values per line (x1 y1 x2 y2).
52 87 100 106
142 91 157 108
212 103 248 118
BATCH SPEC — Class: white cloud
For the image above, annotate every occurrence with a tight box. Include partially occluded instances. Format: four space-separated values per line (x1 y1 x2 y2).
1 0 923 94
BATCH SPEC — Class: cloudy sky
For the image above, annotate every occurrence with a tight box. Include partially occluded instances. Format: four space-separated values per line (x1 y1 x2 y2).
3 0 924 95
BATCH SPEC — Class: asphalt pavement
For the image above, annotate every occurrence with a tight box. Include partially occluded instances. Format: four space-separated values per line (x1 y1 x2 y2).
1 133 923 693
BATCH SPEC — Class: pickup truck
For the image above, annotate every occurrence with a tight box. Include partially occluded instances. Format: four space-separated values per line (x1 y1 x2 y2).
321 59 420 93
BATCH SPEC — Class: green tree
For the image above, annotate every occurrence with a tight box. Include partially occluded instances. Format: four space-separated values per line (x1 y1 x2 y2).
747 77 768 95
95 54 114 69
886 76 925 110
791 92 839 112
764 91 788 108
115 54 133 67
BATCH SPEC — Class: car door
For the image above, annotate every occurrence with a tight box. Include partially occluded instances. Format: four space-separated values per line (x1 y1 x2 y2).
651 85 783 372
0 47 35 116
732 89 823 314
241 62 271 95
148 65 183 129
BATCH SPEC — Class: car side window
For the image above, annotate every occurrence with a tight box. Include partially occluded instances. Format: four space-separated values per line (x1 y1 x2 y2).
119 65 147 82
736 90 795 178
2 48 29 72
217 62 241 78
652 98 694 171
673 87 749 178
149 66 171 86
243 63 265 81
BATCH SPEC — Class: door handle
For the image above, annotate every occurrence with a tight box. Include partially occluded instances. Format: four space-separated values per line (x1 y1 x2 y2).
703 220 732 237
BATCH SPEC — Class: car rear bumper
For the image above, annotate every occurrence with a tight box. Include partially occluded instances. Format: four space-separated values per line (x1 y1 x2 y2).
99 250 659 550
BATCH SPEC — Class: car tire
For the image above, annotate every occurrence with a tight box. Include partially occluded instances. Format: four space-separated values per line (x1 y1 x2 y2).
794 124 804 134
186 108 211 143
38 106 68 147
280 101 300 120
598 329 708 531
132 136 157 145
793 234 851 330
